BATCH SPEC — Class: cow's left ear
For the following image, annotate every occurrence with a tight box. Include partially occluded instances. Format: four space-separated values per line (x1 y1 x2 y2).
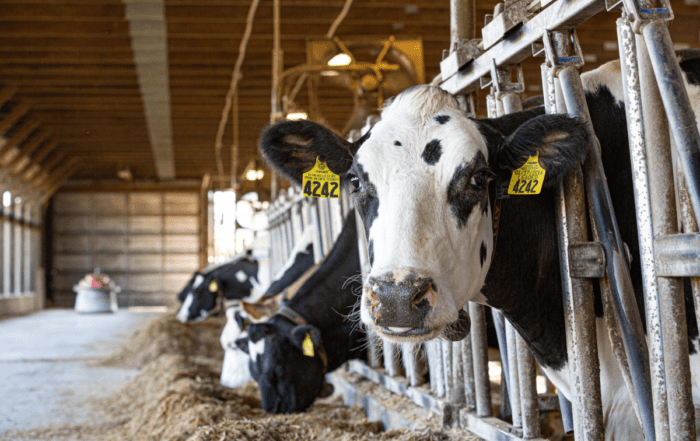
290 325 323 356
480 113 589 187
260 120 366 185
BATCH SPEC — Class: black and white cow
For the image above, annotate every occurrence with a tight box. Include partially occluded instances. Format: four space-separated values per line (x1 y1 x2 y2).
260 51 700 438
177 227 316 323
239 210 365 414
176 252 261 323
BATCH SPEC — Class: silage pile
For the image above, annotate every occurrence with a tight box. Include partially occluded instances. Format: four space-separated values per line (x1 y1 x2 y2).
1 311 474 441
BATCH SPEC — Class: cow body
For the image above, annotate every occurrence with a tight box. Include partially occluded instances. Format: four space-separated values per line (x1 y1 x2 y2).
259 50 700 438
242 211 365 414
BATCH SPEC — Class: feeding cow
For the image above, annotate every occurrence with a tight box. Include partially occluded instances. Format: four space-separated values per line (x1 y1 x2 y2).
259 51 700 438
177 227 315 323
238 210 366 414
219 258 321 389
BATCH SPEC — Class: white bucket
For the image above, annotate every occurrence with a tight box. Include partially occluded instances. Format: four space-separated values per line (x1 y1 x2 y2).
73 286 118 313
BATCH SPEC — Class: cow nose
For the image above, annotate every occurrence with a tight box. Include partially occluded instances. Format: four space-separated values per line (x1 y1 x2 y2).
365 273 435 329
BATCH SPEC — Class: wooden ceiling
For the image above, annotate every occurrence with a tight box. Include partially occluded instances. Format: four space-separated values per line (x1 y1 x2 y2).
0 0 698 199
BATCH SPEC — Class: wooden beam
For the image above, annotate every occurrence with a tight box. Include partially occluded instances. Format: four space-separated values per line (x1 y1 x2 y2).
0 103 29 137
0 116 40 159
8 139 58 179
0 86 17 109
21 150 66 183
0 130 50 173
19 156 79 197
38 162 82 205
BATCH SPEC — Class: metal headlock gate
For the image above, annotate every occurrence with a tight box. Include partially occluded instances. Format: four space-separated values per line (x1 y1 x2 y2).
266 185 353 276
266 0 700 436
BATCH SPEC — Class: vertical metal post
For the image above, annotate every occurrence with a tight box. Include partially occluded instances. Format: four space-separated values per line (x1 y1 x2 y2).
677 166 700 351
517 335 540 438
461 332 477 413
450 0 475 49
559 63 656 441
442 340 455 408
401 343 424 386
310 199 324 264
469 302 492 417
13 201 22 295
640 20 700 227
491 309 512 420
23 204 31 294
451 340 466 408
291 195 303 244
636 26 696 441
506 320 522 427
544 62 604 440
618 18 672 440
383 340 403 378
431 339 446 398
2 201 10 295
317 198 333 255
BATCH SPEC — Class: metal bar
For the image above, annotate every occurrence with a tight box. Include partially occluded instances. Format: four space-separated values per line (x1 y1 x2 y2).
461 331 477 413
654 234 700 277
491 309 512 419
310 199 324 263
618 18 672 440
641 19 700 228
506 311 523 428
432 340 446 398
636 23 696 440
470 302 492 417
440 0 604 95
13 202 22 295
317 198 333 256
450 0 475 49
451 340 466 410
558 64 656 441
676 165 700 350
516 335 540 438
442 339 456 422
545 62 604 440
383 340 403 378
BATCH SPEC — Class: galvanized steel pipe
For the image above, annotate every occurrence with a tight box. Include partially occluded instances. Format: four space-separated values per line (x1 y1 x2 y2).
469 302 492 417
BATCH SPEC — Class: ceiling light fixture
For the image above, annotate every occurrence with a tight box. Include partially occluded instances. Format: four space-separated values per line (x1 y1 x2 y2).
327 53 352 66
286 111 308 120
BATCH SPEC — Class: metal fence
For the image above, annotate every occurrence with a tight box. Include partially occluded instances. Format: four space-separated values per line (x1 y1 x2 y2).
266 0 700 437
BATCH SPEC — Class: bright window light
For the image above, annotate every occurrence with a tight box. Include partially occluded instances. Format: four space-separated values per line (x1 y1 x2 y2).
286 112 308 120
245 169 265 181
327 53 351 66
2 191 11 207
14 197 21 205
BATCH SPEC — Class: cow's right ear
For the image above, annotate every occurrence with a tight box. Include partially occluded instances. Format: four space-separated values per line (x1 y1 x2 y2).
259 120 362 185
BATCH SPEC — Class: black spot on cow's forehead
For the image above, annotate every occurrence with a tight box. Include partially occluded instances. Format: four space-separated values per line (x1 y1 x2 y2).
435 115 450 124
422 139 443 165
447 150 490 228
480 242 487 267
394 141 402 146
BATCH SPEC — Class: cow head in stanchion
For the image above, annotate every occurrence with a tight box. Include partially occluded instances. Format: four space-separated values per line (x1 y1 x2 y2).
260 85 588 343
238 318 333 414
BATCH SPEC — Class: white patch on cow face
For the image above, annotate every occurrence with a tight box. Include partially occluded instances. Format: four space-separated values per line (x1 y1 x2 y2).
220 305 246 350
220 348 252 389
354 86 492 341
176 293 194 323
249 338 266 363
235 270 248 283
192 274 205 288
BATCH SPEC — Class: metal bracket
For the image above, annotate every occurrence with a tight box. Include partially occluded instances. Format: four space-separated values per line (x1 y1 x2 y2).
620 0 673 33
542 29 585 77
481 0 534 51
483 60 525 99
440 39 483 82
569 242 606 278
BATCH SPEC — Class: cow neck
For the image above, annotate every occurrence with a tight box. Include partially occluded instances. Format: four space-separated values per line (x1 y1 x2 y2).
482 186 569 370
278 211 366 370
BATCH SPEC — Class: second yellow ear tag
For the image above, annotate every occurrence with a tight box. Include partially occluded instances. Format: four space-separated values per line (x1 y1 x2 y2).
302 157 340 199
209 280 218 292
508 152 546 195
302 333 315 357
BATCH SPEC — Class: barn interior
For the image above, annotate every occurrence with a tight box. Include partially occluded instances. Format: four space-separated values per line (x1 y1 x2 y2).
1 0 700 440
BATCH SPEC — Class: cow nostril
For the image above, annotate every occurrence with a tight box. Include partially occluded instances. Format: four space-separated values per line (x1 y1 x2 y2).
411 284 433 308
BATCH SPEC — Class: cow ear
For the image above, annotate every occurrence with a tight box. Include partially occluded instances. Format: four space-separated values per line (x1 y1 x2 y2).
259 119 360 185
290 325 322 355
480 113 589 187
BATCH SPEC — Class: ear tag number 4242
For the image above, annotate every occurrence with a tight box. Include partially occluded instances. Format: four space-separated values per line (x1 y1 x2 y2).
508 152 546 195
302 333 315 357
302 157 340 199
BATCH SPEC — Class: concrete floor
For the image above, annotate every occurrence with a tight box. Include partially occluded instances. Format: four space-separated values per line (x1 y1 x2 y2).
0 308 163 435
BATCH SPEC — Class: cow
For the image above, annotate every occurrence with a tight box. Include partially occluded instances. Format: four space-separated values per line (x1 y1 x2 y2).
219 261 320 389
177 227 315 323
238 210 366 414
259 51 700 439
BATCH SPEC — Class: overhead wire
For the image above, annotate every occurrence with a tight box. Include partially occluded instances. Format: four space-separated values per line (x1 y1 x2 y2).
214 0 261 179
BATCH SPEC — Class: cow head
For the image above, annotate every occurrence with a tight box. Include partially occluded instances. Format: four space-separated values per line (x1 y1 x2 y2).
260 85 588 343
243 319 332 413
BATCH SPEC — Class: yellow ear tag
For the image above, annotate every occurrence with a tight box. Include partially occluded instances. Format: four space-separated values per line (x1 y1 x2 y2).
209 280 218 292
302 333 315 357
508 152 546 195
302 157 340 199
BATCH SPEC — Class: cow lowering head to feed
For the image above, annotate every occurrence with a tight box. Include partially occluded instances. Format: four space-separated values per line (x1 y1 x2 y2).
260 51 700 439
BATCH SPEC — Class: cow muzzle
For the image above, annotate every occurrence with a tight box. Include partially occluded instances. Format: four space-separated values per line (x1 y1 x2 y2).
364 271 437 338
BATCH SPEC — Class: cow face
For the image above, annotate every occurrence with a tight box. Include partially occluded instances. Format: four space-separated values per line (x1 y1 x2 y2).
260 85 588 343
244 320 329 413
176 273 208 322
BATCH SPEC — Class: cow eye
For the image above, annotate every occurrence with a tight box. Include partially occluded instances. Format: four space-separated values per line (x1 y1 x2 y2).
348 175 361 193
470 171 491 187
